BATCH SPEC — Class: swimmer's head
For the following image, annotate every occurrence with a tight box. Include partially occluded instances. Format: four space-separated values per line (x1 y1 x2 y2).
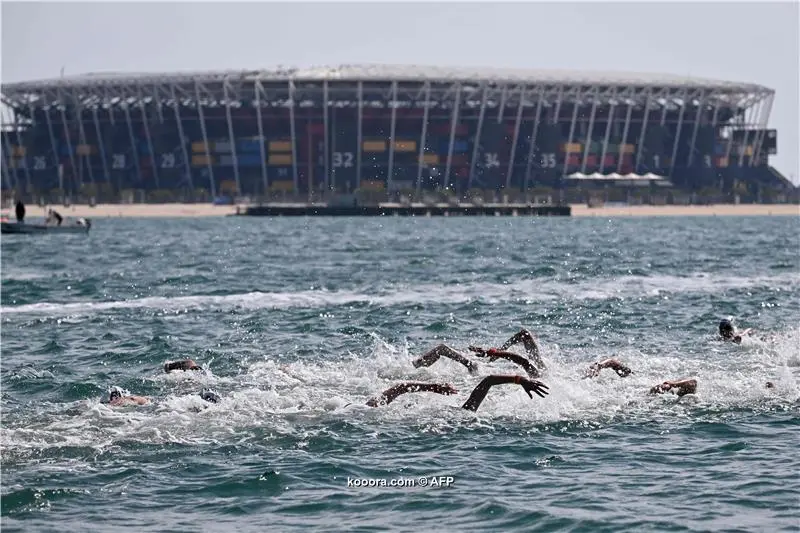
108 386 124 402
200 389 221 403
164 360 202 373
719 319 735 339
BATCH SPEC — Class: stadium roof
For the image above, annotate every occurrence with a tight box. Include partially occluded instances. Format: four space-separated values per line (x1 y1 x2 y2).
1 64 773 96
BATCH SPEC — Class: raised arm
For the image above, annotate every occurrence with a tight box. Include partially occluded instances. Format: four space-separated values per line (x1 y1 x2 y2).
366 382 458 407
497 329 545 370
585 358 633 378
411 344 479 374
649 378 697 397
461 375 549 412
467 347 540 378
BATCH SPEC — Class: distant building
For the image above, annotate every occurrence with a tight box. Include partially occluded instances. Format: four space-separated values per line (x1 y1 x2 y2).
0 65 791 201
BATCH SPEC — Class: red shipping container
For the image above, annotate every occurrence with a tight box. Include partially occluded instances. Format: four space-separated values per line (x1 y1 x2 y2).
567 154 580 167
603 154 616 168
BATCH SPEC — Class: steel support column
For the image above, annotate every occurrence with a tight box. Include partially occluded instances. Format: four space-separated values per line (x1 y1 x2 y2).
254 81 268 195
668 94 688 179
73 99 96 190
634 95 652 172
468 84 489 190
2 110 20 192
138 84 159 189
561 98 579 178
12 107 31 193
522 87 545 191
415 83 431 194
288 80 299 194
322 80 330 192
91 103 111 187
442 84 462 190
57 86 79 193
194 81 216 198
355 81 363 189
223 80 241 195
580 97 598 174
752 93 774 166
616 102 634 174
505 86 526 189
170 85 193 191
42 94 62 191
686 92 706 167
387 81 399 193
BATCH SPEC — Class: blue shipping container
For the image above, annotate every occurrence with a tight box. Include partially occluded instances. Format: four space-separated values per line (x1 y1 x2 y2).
236 140 263 153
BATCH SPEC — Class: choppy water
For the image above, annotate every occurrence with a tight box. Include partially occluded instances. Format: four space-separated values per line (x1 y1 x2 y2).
1 216 799 532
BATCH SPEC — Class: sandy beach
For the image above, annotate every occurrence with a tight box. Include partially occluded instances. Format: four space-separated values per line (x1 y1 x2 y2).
2 202 798 219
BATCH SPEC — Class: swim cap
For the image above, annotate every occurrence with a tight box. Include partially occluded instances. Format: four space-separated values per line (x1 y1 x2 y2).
200 389 221 403
719 319 734 337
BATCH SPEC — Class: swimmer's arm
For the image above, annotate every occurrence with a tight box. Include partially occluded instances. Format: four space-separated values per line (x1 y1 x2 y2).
366 382 458 407
411 345 478 374
468 347 540 378
498 329 545 370
461 375 549 412
586 358 632 378
649 379 697 397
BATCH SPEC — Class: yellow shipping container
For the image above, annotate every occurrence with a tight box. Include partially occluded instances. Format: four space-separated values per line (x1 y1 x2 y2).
269 154 293 166
269 141 292 152
360 180 386 192
620 144 635 154
12 146 26 156
394 140 416 152
362 140 387 153
562 143 582 153
270 180 294 192
744 145 754 156
192 154 212 166
422 153 440 165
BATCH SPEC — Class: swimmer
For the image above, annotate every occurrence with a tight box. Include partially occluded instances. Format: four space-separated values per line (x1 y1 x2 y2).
583 360 696 397
199 389 221 403
585 358 633 378
412 328 545 378
649 379 697 397
105 386 150 406
164 359 203 373
366 374 549 412
718 318 753 344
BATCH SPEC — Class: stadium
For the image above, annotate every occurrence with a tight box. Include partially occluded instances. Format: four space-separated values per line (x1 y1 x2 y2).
0 64 792 204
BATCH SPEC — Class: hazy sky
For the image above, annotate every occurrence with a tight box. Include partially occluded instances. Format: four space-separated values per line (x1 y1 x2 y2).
2 1 797 182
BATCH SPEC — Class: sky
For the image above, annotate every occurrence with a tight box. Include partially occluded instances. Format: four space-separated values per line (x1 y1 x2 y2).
1 0 797 183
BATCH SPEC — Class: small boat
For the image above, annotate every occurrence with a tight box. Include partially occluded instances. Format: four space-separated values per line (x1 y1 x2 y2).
1 220 91 235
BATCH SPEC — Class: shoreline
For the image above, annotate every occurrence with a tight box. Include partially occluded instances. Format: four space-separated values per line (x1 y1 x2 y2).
2 203 798 219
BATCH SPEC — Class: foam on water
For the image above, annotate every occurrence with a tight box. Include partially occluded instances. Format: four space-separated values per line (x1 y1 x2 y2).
2 327 797 466
3 271 797 318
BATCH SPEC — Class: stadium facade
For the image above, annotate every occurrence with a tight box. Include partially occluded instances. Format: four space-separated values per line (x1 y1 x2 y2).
0 64 790 202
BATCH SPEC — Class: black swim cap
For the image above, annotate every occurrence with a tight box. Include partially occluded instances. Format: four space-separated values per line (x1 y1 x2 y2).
200 389 221 403
719 319 734 337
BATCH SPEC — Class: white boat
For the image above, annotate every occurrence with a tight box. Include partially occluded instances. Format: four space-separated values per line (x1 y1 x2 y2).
1 220 91 235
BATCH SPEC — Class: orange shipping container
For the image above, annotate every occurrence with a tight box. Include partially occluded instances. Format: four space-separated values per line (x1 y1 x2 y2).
269 141 292 152
269 154 293 166
394 140 416 152
362 141 387 153
270 180 294 192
